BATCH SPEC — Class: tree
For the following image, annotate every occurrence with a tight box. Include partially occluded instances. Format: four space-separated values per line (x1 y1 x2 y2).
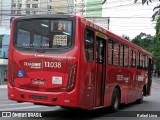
131 31 160 76
155 16 160 40
153 16 160 75
122 35 131 41
56 12 65 14
131 32 154 52
134 1 160 76
134 0 160 20
134 0 152 5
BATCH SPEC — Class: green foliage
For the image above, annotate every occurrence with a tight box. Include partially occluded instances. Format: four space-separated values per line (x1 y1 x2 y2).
131 31 160 75
156 16 160 40
102 0 107 4
56 12 65 14
132 32 154 52
154 16 160 74
133 0 160 74
122 35 131 41
134 0 160 20
134 0 152 5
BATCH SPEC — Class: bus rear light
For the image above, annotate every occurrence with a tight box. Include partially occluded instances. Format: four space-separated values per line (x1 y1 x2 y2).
64 100 71 103
67 63 77 92
69 16 75 18
35 49 46 53
10 94 14 97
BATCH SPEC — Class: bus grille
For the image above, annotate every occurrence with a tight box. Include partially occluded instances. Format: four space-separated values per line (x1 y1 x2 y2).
29 95 48 100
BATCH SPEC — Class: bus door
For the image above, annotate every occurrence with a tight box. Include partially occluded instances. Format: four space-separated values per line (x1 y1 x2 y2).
95 37 106 107
147 58 152 95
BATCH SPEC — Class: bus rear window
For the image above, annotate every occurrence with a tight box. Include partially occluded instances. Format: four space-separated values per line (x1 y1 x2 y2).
15 19 72 49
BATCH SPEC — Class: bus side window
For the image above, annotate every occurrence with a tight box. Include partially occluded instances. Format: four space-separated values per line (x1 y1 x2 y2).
108 39 120 66
124 45 129 67
130 50 136 68
108 39 114 65
113 42 119 66
84 28 94 62
120 44 128 67
120 44 124 67
138 52 144 70
137 52 140 69
143 54 148 70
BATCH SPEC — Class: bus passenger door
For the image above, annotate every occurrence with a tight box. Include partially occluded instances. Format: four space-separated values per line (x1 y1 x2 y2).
95 37 106 107
147 58 152 95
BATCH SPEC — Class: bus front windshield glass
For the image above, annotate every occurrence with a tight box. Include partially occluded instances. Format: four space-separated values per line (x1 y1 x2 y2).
15 19 72 49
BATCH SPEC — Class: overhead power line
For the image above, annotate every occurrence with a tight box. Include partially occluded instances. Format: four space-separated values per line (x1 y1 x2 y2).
0 1 143 11
0 3 153 18
112 28 155 31
0 0 137 8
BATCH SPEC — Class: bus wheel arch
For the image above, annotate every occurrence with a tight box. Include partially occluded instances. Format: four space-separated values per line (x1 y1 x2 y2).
115 86 121 100
143 85 147 96
110 86 121 112
136 86 145 104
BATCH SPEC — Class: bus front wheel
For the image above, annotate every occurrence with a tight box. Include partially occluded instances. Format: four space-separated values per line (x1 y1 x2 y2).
110 88 120 112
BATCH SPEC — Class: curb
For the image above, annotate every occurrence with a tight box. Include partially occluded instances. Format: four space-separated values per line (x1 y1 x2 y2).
0 85 7 88
153 77 160 81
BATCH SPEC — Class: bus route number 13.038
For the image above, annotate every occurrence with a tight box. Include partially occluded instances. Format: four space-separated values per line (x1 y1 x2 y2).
44 62 61 68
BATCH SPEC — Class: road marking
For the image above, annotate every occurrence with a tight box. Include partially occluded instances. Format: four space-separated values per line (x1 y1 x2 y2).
0 85 7 88
0 100 17 104
0 103 31 107
0 99 8 101
0 105 48 111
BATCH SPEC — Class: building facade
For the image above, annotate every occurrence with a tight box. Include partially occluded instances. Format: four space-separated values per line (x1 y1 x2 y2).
0 0 106 26
0 35 9 58
10 0 76 16
11 0 48 16
25 0 48 15
48 0 68 14
73 0 103 17
0 34 9 85
0 0 11 28
74 0 86 16
86 0 102 17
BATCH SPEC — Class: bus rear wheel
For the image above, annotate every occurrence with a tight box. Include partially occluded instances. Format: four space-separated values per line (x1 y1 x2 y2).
110 88 120 112
136 89 144 104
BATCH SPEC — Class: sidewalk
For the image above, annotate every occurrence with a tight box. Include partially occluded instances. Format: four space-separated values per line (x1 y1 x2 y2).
153 76 160 81
0 84 7 88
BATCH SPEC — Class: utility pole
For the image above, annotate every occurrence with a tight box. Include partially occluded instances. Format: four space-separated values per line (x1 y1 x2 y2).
0 0 3 26
108 17 110 30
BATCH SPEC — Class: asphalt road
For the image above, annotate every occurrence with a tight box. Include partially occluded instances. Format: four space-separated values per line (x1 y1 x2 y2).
0 77 160 120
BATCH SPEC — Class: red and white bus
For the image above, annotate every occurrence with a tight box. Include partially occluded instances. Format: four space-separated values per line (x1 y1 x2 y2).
8 15 152 112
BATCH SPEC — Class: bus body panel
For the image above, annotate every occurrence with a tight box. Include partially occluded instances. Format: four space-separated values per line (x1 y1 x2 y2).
8 15 81 108
78 18 96 110
8 15 152 110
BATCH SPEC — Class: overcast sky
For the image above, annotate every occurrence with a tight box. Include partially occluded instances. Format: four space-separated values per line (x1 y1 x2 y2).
103 0 159 39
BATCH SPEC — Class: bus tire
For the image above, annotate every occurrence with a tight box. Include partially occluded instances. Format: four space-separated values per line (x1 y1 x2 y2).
136 89 143 104
110 88 120 112
61 106 74 110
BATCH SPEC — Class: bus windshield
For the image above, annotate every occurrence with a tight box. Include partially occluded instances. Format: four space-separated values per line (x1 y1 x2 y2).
15 19 72 49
